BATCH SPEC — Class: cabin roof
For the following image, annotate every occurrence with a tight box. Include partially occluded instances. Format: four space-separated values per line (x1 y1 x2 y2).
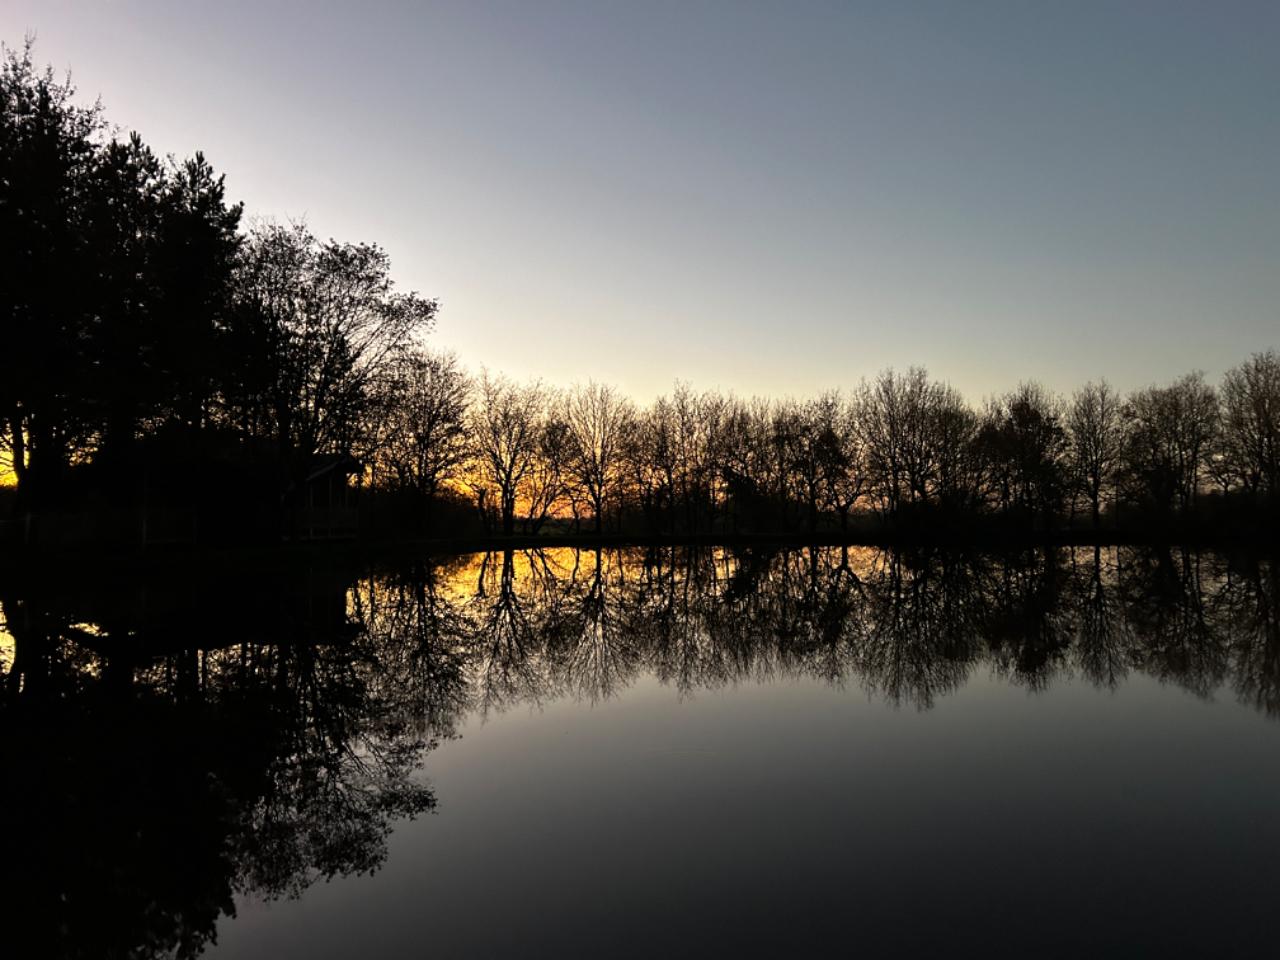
304 454 362 484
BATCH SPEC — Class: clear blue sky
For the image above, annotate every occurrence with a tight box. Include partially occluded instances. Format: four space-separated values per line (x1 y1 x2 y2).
4 1 1278 402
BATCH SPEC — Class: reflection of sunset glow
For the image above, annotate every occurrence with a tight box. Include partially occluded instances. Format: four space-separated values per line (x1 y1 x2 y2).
350 545 891 617
5 546 1276 719
0 621 13 674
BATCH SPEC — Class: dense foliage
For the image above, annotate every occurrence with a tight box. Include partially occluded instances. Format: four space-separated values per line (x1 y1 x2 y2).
0 42 435 518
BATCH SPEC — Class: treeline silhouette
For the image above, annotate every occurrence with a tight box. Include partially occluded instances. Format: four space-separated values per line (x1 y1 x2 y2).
3 544 1277 955
3 42 1278 547
441 364 1278 541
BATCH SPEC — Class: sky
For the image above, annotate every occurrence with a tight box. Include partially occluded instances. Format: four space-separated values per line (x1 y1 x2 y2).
3 0 1278 404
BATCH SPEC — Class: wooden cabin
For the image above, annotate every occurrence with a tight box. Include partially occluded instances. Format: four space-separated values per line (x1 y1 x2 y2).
293 455 361 540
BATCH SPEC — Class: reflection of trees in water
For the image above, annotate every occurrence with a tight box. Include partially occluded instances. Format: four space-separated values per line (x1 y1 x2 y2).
383 546 1275 718
983 548 1074 693
394 545 1279 717
1071 547 1134 691
858 550 986 707
0 573 436 960
1 546 1277 957
547 548 640 703
354 557 473 739
1120 548 1229 700
1216 555 1280 717
465 550 552 715
632 548 733 696
224 639 435 902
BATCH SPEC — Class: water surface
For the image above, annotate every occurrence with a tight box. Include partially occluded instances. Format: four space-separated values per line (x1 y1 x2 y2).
3 547 1278 957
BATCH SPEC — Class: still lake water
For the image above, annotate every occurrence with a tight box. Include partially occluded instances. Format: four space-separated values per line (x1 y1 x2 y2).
3 546 1279 957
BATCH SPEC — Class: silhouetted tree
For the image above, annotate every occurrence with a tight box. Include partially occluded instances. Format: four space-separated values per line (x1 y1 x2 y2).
0 41 104 508
523 410 572 534
857 369 919 516
975 383 1068 523
625 395 680 533
1218 351 1280 500
82 133 167 462
774 399 825 534
152 152 242 430
810 391 865 531
857 368 974 518
673 383 723 535
378 347 470 529
1122 373 1218 516
467 372 545 535
564 381 634 533
1 41 243 515
1067 380 1124 528
225 222 436 506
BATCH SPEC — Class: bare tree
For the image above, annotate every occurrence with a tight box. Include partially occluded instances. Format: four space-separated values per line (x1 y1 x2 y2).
1122 373 1218 515
931 389 981 512
857 368 974 516
710 395 779 533
1067 380 1123 528
523 409 571 534
810 392 865 531
975 382 1067 521
379 348 470 528
625 395 679 534
564 381 635 533
671 383 723 535
772 400 817 532
1219 350 1280 498
858 368 921 515
467 372 545 535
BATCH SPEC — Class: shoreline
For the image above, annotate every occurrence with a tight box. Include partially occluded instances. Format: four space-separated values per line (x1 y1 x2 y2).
1 526 1276 576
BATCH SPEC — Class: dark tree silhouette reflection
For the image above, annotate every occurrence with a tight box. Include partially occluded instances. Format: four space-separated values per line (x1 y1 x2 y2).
1218 554 1280 717
0 571 436 959
1120 549 1229 700
1072 547 1134 691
